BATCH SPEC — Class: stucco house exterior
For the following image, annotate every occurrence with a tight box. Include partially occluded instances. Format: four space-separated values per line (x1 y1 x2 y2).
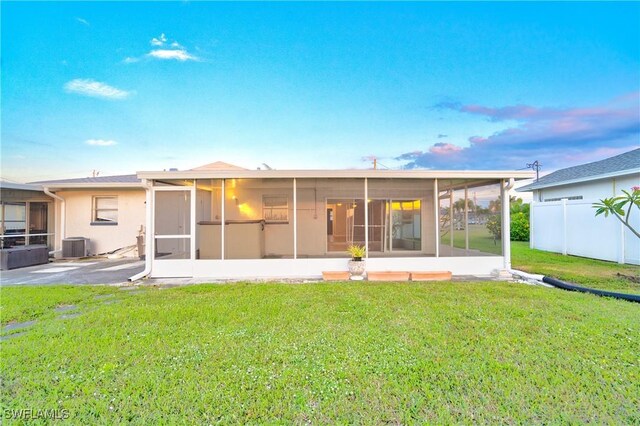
518 148 640 265
1 177 148 259
2 162 533 278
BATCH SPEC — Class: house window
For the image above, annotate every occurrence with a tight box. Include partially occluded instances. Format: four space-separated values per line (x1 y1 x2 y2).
263 196 288 222
92 196 118 225
544 196 583 202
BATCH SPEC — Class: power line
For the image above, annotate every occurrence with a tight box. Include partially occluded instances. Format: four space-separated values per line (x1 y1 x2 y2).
526 160 542 181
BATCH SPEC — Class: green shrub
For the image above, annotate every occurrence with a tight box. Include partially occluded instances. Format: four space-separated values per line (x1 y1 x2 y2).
485 212 530 242
486 215 501 241
511 212 530 241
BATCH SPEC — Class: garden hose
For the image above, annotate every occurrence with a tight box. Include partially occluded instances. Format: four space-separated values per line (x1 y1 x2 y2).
542 276 640 303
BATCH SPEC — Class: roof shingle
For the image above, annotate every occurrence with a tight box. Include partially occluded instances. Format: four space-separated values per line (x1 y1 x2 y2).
31 174 141 185
518 148 640 192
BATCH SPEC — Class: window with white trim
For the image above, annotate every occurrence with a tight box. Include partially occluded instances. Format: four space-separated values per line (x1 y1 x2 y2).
543 196 583 202
92 196 118 224
263 195 288 222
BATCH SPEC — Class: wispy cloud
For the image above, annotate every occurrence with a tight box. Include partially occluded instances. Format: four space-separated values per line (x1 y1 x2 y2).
86 139 118 147
150 33 167 46
125 33 199 63
396 92 640 171
76 17 90 26
64 79 131 100
147 49 197 61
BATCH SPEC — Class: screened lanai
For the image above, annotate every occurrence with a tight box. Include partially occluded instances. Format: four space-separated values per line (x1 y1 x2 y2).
139 167 529 279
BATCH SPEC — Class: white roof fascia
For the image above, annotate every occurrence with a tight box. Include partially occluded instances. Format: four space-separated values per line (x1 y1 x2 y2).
519 168 640 192
137 169 535 180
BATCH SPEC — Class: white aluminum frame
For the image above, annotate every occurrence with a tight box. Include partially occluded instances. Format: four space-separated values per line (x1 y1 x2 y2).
151 183 196 277
146 176 513 279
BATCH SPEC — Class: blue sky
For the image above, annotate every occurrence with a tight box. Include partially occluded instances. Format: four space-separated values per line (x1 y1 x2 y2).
2 2 639 182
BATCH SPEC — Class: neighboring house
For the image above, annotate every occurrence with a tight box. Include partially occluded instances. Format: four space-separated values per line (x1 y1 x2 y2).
518 148 640 265
133 162 532 279
30 175 146 257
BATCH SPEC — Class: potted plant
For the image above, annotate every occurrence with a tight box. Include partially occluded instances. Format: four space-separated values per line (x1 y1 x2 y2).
347 244 366 280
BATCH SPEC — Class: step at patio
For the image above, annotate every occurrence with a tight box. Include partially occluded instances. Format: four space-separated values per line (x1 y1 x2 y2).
322 271 350 281
410 271 452 281
367 271 411 281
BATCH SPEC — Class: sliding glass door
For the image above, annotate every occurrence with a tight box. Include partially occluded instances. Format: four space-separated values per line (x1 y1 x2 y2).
326 198 421 253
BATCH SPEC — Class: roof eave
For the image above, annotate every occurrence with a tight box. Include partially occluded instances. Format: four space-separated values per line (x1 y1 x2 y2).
41 182 145 190
516 168 640 192
137 169 535 180
0 182 45 191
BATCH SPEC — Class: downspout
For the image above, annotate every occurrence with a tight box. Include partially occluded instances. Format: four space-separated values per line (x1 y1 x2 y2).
129 179 153 282
502 178 515 270
43 187 65 255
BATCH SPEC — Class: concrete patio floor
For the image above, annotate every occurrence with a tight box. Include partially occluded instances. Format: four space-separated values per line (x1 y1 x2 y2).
0 258 144 286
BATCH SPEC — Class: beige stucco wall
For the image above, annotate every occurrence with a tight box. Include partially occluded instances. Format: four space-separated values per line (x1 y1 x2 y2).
53 188 146 256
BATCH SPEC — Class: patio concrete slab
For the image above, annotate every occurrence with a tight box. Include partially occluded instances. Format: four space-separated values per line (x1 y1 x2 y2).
94 294 115 300
54 305 77 313
58 313 81 320
3 320 36 332
0 258 145 286
0 332 28 341
32 267 80 273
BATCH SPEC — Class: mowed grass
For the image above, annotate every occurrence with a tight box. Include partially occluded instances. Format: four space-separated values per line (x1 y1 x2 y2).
512 242 640 294
1 282 639 424
442 224 502 255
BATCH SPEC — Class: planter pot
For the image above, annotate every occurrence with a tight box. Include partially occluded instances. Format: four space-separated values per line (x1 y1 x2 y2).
348 260 366 280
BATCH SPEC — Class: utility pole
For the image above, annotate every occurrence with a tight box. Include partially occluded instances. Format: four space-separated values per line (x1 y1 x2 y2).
526 161 541 181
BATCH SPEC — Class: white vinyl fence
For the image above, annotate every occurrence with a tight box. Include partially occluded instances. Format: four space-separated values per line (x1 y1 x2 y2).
531 198 640 265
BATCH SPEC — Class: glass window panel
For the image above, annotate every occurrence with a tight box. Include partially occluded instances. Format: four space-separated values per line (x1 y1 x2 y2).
93 197 118 222
263 195 288 222
5 203 26 221
96 210 118 222
96 197 118 210
391 199 421 251
29 202 48 233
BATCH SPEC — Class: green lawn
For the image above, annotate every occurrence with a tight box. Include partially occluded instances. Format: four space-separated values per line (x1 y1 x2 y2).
2 282 639 424
441 224 502 255
512 242 640 294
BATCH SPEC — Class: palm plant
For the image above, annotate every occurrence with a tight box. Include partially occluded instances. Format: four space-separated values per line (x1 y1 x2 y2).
593 187 640 239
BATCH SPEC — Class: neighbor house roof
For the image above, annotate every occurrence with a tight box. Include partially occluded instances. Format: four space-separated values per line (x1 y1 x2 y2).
517 148 640 192
31 174 143 189
0 181 44 191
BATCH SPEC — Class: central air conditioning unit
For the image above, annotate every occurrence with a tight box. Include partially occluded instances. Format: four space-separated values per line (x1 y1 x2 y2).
62 237 90 258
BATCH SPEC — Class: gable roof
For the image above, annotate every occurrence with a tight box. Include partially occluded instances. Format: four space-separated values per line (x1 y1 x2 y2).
190 161 247 171
31 174 143 189
517 148 640 192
